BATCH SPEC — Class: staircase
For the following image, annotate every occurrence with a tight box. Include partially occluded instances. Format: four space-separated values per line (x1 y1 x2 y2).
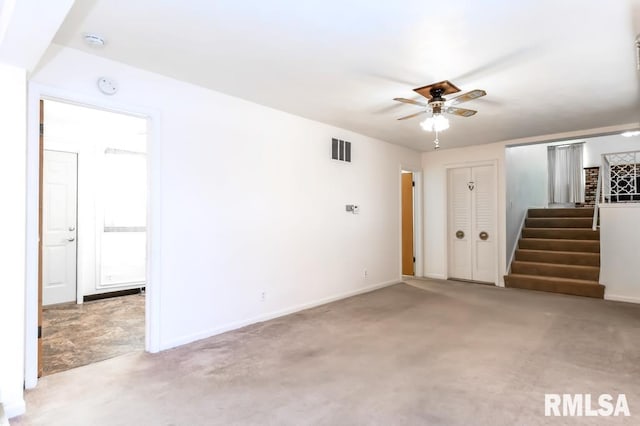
505 207 605 298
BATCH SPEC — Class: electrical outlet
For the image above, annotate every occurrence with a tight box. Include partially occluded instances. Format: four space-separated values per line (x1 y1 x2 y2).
261 291 266 302
363 269 368 278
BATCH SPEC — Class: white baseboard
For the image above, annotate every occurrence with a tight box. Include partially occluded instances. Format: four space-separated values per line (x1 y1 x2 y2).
160 279 401 351
423 273 446 280
3 398 25 419
604 294 640 304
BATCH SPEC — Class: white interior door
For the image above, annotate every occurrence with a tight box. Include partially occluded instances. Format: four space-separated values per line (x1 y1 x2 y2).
448 167 473 280
448 165 495 283
43 150 78 305
471 165 495 283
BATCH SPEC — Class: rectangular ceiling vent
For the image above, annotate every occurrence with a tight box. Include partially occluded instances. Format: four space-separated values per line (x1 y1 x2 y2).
331 138 351 163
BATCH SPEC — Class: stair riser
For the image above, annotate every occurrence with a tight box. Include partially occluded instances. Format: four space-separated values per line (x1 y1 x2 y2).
505 276 605 298
527 208 594 218
511 262 599 281
525 218 593 228
518 239 600 253
515 250 600 266
522 228 600 240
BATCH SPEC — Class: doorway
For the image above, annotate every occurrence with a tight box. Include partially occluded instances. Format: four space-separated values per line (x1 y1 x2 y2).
401 171 415 276
400 169 423 278
39 99 148 376
447 164 496 283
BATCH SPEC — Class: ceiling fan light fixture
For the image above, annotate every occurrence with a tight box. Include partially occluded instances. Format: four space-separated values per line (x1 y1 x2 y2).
420 113 450 132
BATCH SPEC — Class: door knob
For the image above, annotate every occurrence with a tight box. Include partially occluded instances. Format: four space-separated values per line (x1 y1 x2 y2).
67 237 75 242
479 231 489 241
69 226 76 231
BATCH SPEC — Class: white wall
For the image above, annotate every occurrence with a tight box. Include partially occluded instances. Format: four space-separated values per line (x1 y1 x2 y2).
422 141 507 284
504 143 548 262
584 134 640 168
31 45 421 351
44 100 147 297
0 63 27 417
600 205 640 304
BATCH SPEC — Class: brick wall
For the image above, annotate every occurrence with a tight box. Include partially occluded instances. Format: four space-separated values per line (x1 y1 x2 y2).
584 167 599 206
585 164 640 205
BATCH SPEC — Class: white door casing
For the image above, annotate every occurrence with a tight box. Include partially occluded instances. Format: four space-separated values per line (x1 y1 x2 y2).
448 165 495 283
43 150 78 305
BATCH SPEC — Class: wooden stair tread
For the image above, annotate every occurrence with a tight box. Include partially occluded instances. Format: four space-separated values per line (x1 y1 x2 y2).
515 249 600 266
511 260 600 281
522 228 600 240
522 227 599 231
505 274 605 298
519 237 600 247
525 217 593 228
515 248 599 256
511 260 599 271
527 208 594 218
507 274 600 285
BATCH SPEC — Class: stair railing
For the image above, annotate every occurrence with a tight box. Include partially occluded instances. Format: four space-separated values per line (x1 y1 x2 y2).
593 149 640 229
592 165 602 230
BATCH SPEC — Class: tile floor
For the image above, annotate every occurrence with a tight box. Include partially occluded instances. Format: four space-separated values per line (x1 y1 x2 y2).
42 293 145 376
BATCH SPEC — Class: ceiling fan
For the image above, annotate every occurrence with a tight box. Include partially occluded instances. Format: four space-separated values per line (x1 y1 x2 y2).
393 80 486 148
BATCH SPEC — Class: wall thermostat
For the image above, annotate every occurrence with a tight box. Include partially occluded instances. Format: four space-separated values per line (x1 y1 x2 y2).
97 77 118 95
346 204 359 214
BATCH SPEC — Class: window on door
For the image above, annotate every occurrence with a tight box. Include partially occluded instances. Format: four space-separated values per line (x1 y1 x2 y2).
99 148 147 287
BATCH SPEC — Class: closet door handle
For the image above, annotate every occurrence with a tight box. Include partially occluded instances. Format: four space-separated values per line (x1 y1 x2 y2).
456 230 464 239
479 231 489 241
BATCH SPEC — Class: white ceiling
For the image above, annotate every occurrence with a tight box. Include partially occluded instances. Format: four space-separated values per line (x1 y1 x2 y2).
52 0 640 151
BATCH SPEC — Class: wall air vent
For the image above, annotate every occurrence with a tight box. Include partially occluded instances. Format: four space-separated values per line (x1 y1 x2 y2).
331 138 351 162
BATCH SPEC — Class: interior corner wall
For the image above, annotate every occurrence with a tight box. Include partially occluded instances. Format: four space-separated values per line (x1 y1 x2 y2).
0 63 27 417
504 143 548 261
421 142 507 284
30 45 421 350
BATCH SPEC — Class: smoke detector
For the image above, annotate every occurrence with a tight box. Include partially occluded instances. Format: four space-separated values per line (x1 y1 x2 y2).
83 33 105 47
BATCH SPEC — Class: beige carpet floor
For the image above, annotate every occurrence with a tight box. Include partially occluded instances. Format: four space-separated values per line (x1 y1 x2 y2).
42 293 145 375
16 280 640 425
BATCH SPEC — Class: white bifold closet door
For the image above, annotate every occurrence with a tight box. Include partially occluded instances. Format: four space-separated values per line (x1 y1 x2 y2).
448 165 495 283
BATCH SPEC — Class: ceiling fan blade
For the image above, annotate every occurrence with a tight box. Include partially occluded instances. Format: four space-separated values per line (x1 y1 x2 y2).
397 110 427 121
446 107 477 117
447 90 486 106
393 97 427 107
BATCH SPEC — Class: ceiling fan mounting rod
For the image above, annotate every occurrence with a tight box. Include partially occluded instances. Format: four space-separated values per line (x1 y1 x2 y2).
430 100 444 114
428 87 446 114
